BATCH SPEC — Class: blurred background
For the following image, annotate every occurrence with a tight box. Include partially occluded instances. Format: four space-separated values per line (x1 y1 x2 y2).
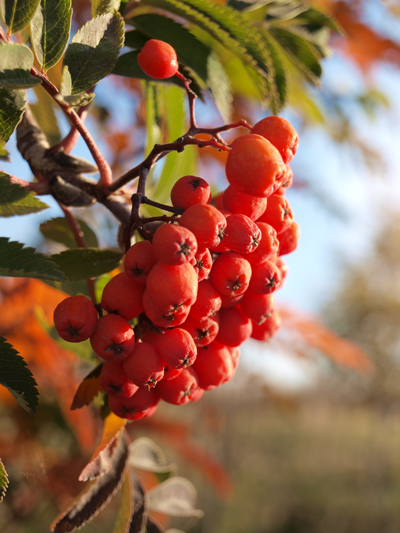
2 0 400 532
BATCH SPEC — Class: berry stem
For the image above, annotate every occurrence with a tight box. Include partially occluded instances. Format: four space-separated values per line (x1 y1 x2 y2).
141 197 184 214
46 107 89 155
175 70 197 129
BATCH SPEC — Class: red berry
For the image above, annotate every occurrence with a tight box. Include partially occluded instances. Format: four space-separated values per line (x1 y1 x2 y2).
108 387 159 420
90 314 135 361
137 39 178 79
189 279 222 321
124 240 157 283
53 295 98 343
278 221 300 256
171 176 211 209
224 214 262 254
248 260 282 295
274 165 293 195
181 315 219 347
251 308 281 341
209 252 252 297
242 222 279 266
100 360 138 399
222 185 267 221
156 367 199 405
123 342 164 389
216 307 252 347
190 248 212 282
225 134 286 198
179 204 227 250
148 328 197 369
101 272 145 321
152 223 197 266
142 291 190 328
252 116 299 164
257 194 294 234
192 341 234 390
240 292 275 325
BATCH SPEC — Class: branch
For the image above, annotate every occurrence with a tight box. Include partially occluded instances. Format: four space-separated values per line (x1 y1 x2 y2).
3 173 51 194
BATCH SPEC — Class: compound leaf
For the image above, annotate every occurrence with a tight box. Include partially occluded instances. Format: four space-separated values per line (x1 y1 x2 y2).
51 433 128 533
0 336 39 415
0 87 26 143
61 11 125 95
140 0 273 106
128 14 232 120
50 248 123 281
0 238 68 281
92 0 120 17
0 458 8 503
0 43 41 89
30 0 73 72
0 0 40 33
40 217 99 249
269 26 322 85
71 362 104 410
262 30 286 109
0 172 49 217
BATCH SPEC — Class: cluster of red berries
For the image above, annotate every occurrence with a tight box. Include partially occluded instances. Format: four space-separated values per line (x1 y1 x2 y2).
53 116 300 422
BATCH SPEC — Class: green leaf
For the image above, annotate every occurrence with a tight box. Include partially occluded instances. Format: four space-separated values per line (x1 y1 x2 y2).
269 26 322 85
30 0 72 73
124 29 149 49
128 14 232 120
55 92 95 109
0 172 49 216
31 85 61 146
0 142 9 161
0 458 9 503
227 0 273 13
262 30 286 109
140 0 274 107
113 468 146 533
152 85 198 205
91 0 120 17
61 11 125 95
0 43 42 89
0 336 39 415
0 87 26 143
0 0 40 33
292 7 342 34
40 217 99 248
0 238 68 281
50 248 123 281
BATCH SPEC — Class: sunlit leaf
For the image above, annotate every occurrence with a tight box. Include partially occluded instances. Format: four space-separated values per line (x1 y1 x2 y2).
0 336 39 415
0 0 40 33
0 43 41 89
30 0 72 72
55 92 95 109
129 438 177 475
40 217 99 249
0 172 49 217
61 11 125 95
0 458 8 503
50 248 123 281
0 238 67 281
147 477 204 518
71 362 104 410
0 87 26 143
51 433 129 533
92 0 120 17
79 413 127 481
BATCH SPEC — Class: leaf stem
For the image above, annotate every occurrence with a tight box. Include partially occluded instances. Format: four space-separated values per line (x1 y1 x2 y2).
3 173 51 194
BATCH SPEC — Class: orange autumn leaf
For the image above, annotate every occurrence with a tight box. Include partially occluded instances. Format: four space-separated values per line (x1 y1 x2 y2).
71 364 104 410
279 306 373 374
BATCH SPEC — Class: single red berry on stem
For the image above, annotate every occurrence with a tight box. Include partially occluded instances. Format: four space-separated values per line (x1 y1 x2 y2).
137 39 178 79
54 295 98 343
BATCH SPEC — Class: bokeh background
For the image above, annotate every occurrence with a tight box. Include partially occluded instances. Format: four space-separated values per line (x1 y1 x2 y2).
2 0 400 532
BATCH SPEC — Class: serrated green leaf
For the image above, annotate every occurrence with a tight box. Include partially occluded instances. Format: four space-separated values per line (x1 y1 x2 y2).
145 82 162 158
0 172 49 216
0 142 9 161
0 87 26 143
0 238 68 281
40 217 99 249
153 85 198 205
113 51 203 97
140 0 274 106
0 43 42 89
128 14 232 120
91 0 120 17
292 7 342 34
0 336 39 415
0 0 40 33
30 0 72 73
227 0 273 13
31 85 61 146
50 248 123 281
61 11 125 95
0 458 9 503
269 26 322 85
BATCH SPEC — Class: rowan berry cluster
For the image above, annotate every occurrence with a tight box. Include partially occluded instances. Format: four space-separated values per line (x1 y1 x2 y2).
53 116 300 422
